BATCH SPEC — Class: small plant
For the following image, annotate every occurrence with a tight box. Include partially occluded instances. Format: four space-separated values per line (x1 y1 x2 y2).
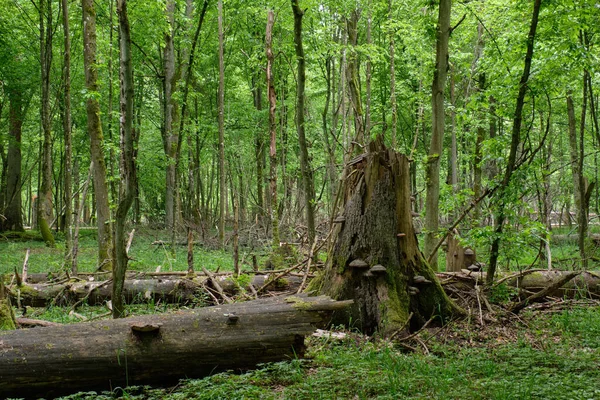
487 282 519 304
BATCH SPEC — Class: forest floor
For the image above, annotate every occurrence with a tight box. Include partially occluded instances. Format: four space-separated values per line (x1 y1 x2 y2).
1 228 600 399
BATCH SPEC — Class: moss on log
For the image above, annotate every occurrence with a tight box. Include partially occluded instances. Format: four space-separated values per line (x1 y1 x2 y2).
0 294 351 399
10 274 304 308
309 139 463 335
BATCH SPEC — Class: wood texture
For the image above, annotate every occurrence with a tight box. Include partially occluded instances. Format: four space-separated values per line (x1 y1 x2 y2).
0 295 351 398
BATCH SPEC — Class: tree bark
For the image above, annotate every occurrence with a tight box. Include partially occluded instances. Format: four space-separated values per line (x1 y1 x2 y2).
39 0 55 247
291 0 316 247
388 0 397 148
0 295 351 399
345 10 364 148
62 0 73 268
218 0 226 249
83 0 113 271
424 0 451 270
1 89 24 232
112 0 136 319
266 10 279 249
163 0 179 232
309 138 463 335
487 0 542 285
567 90 585 269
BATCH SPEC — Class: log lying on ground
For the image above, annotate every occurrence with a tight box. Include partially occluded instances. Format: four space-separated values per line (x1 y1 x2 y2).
0 294 351 399
10 274 304 308
439 270 600 298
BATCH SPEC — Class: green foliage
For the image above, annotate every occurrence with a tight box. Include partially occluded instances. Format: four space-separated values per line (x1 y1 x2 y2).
487 283 519 304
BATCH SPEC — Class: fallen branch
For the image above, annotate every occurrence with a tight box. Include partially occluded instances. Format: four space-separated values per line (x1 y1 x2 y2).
509 271 581 313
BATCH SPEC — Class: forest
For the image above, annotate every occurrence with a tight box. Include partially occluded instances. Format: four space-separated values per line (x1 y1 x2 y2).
1 0 600 399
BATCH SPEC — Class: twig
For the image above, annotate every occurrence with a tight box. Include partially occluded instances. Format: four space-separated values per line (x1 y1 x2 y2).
493 269 546 287
427 187 494 264
509 271 581 313
126 229 135 255
22 249 30 283
389 312 414 340
396 315 436 342
297 237 319 294
202 267 233 304
415 336 430 355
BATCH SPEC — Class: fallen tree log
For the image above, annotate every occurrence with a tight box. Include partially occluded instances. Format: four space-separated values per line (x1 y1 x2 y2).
0 294 351 399
9 274 304 308
438 270 600 298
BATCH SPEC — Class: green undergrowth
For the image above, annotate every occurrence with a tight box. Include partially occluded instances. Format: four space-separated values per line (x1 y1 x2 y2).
0 228 271 276
42 306 600 400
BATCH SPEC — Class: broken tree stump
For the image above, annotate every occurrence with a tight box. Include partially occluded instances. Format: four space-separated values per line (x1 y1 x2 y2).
309 138 463 335
0 294 351 399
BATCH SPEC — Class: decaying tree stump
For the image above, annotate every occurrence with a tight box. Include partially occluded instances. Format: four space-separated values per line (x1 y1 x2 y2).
0 294 351 399
445 230 478 272
309 139 463 335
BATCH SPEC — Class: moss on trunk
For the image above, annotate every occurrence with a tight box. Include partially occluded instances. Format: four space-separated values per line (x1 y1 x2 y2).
309 138 463 335
0 300 16 331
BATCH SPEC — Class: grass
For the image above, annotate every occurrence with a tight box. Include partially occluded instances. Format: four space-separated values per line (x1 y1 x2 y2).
0 228 265 276
48 307 600 400
2 230 600 399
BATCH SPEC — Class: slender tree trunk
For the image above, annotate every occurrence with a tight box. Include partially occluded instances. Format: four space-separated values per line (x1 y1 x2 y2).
473 74 485 224
107 0 117 202
112 0 135 318
83 0 113 271
345 10 364 149
365 3 372 139
62 0 73 267
291 0 316 247
567 91 584 267
322 55 337 210
252 78 265 220
487 0 542 285
39 0 55 246
218 0 226 249
423 0 451 270
266 10 279 249
1 89 24 232
388 0 397 148
578 66 589 270
163 0 179 232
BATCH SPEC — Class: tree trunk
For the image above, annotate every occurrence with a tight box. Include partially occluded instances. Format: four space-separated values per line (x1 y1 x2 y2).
39 0 55 247
487 0 542 285
309 138 463 336
62 0 73 268
345 10 364 148
578 65 590 270
291 0 316 247
218 0 226 249
252 77 265 220
1 89 24 232
567 90 586 269
112 0 136 319
0 295 351 399
163 0 179 232
266 10 279 248
388 0 397 148
423 0 451 270
83 0 113 271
